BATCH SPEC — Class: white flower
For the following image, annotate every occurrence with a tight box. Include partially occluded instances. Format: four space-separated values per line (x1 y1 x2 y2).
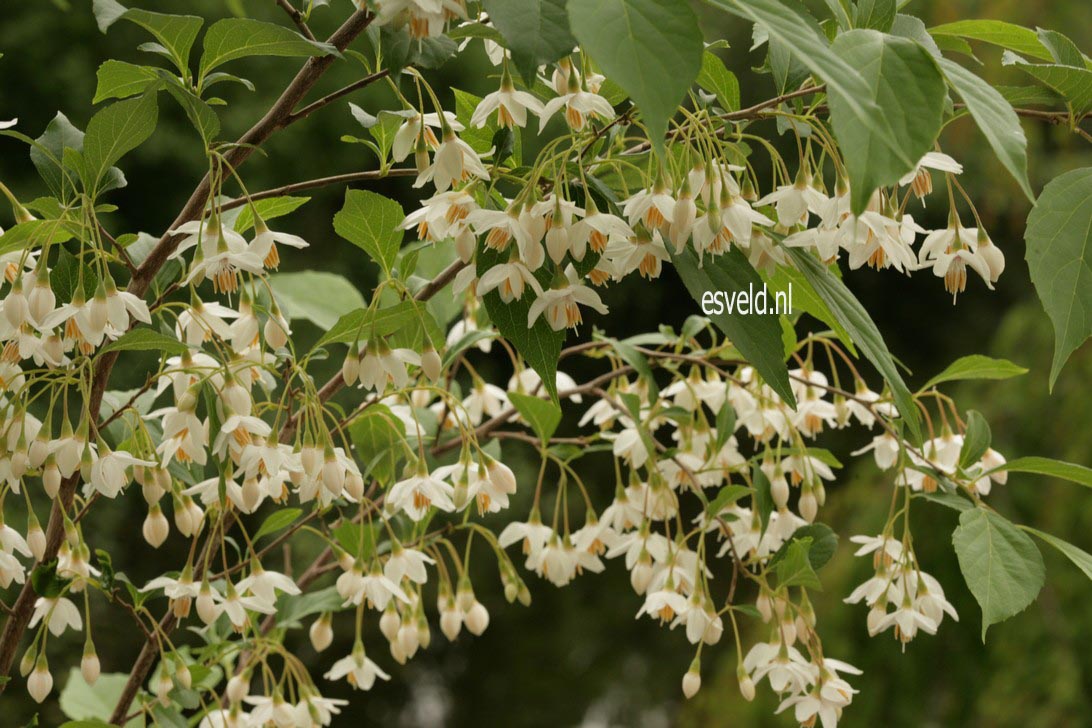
755 177 827 227
540 87 615 131
358 344 421 392
930 246 992 300
527 266 608 331
899 151 962 197
236 565 301 604
176 299 239 345
88 449 155 498
29 596 83 636
477 260 543 302
392 111 462 162
387 468 456 521
414 130 490 192
323 644 390 691
249 219 308 270
471 76 544 129
384 547 436 585
636 586 689 624
622 185 675 232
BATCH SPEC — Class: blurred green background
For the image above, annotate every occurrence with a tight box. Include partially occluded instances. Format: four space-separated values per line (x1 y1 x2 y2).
1 1 1090 726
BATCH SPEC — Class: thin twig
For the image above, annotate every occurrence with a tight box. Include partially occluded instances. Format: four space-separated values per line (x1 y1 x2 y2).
275 0 315 41
285 70 391 124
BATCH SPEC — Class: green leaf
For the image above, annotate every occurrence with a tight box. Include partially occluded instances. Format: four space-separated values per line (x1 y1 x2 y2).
31 112 94 196
231 196 310 234
0 219 75 257
916 489 973 511
774 537 822 590
348 406 406 483
762 263 855 355
276 585 344 627
784 248 921 443
921 354 1028 390
269 272 366 330
568 0 703 155
1036 28 1085 68
30 560 69 599
482 0 575 82
60 669 141 727
952 507 1044 640
853 0 895 32
1024 527 1092 582
710 0 915 213
609 337 659 401
253 508 303 541
93 0 204 72
994 84 1064 107
333 189 404 275
752 461 773 536
696 51 740 111
1012 61 1092 117
769 522 838 570
828 29 946 213
509 392 562 443
929 19 1053 61
670 245 795 407
988 456 1092 489
316 301 441 350
958 410 991 469
93 60 160 103
1024 167 1092 388
476 251 565 403
98 328 189 356
82 93 158 190
713 401 736 451
938 58 1033 201
706 484 749 515
379 25 457 77
199 18 337 76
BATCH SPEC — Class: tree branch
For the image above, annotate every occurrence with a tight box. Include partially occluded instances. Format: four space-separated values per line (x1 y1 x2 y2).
220 168 416 212
275 0 315 41
285 70 391 125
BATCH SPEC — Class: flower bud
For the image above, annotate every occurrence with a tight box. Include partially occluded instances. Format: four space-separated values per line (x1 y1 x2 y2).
379 607 401 644
196 581 218 625
737 665 756 701
175 662 192 690
227 672 249 704
682 662 701 699
464 601 490 636
440 602 462 641
799 489 818 523
398 623 419 658
43 460 61 499
81 643 100 685
310 613 333 652
27 520 45 562
344 471 364 501
28 657 52 703
155 670 173 705
19 649 35 677
421 346 442 382
342 347 361 386
143 504 170 547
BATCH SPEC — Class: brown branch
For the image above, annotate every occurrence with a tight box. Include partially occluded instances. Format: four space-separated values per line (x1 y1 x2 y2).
285 70 391 125
275 0 315 41
220 168 417 212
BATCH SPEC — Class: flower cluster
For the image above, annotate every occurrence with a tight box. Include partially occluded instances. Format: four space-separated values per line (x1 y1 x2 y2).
0 2 1052 727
